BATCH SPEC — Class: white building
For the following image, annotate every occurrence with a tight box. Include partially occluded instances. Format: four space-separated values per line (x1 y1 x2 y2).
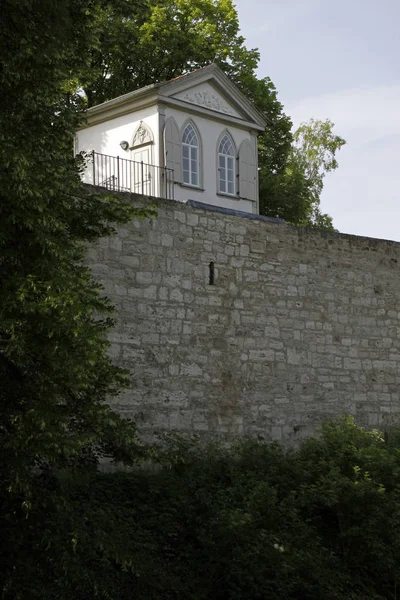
76 64 267 214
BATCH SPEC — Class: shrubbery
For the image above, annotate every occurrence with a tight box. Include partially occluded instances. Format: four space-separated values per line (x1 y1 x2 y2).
3 418 400 599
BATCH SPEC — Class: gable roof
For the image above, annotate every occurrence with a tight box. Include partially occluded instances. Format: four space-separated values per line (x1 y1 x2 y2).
83 64 267 131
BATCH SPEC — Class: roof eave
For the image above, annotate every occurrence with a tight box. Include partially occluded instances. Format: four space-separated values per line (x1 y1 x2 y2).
85 83 160 115
78 89 160 129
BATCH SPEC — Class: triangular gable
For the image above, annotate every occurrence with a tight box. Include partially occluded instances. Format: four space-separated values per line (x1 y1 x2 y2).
159 64 267 130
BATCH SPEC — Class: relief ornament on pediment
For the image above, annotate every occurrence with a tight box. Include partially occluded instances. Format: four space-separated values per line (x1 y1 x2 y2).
182 90 234 115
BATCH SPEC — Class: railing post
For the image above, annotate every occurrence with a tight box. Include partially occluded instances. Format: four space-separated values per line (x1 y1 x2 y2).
92 150 95 186
141 161 144 195
117 155 120 192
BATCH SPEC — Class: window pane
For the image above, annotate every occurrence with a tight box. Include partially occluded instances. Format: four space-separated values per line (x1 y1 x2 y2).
183 124 200 186
219 134 234 156
219 152 226 192
183 123 198 146
227 157 234 194
219 141 235 194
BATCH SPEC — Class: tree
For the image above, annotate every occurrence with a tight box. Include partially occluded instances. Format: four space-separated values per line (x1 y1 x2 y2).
0 0 151 498
259 119 346 228
1 1 159 592
82 0 261 107
289 118 346 228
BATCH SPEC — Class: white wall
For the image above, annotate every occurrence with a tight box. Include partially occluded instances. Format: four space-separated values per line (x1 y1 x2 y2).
165 106 256 213
76 107 160 186
77 102 258 213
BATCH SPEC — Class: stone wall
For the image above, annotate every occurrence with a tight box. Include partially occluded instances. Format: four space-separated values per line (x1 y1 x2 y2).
87 190 400 445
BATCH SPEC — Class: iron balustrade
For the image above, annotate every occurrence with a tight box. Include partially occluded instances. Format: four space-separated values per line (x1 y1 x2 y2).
88 151 174 200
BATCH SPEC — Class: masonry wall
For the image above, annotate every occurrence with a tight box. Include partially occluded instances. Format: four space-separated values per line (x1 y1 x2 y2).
87 191 400 445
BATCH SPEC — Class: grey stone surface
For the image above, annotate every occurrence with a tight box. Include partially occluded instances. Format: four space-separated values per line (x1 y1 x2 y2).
86 189 400 445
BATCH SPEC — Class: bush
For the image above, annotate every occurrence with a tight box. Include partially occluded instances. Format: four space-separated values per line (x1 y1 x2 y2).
3 418 400 599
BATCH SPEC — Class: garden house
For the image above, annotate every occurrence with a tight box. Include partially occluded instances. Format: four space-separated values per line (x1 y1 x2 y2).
76 64 267 214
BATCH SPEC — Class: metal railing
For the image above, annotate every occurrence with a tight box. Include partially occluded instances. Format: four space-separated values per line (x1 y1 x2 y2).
86 151 174 200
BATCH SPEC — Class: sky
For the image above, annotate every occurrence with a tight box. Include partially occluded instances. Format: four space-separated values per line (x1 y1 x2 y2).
235 0 400 241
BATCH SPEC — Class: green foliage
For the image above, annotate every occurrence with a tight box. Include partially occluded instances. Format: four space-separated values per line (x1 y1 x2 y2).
82 0 260 107
4 419 400 599
260 118 346 228
289 119 346 228
0 0 153 501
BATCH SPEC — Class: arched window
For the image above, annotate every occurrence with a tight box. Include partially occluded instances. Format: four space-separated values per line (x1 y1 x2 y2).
218 133 236 195
182 122 200 187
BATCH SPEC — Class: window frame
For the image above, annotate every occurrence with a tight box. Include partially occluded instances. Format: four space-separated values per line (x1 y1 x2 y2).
181 121 201 188
217 131 237 197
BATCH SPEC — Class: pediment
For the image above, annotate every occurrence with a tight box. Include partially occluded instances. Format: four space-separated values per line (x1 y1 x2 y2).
159 66 266 129
172 82 243 119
